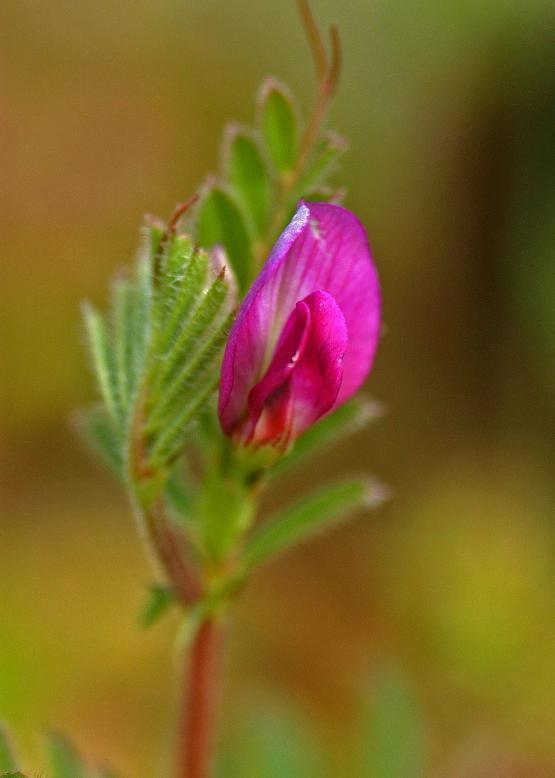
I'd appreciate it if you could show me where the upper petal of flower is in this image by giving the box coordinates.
[219,201,381,437]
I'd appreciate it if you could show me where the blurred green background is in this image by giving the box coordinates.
[1,0,554,775]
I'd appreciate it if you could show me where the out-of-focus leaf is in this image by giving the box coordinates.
[45,732,87,778]
[303,187,345,204]
[244,478,383,569]
[0,726,18,772]
[0,773,27,777]
[196,187,253,292]
[258,79,298,174]
[218,700,327,778]
[292,131,348,199]
[225,125,272,236]
[112,277,136,413]
[270,397,384,479]
[165,464,195,524]
[74,406,123,476]
[140,583,177,628]
[359,666,426,778]
[82,304,121,426]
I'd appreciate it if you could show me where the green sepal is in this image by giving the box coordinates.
[224,124,272,237]
[243,478,381,570]
[196,186,253,292]
[44,732,87,778]
[0,726,18,773]
[271,398,383,479]
[140,583,177,628]
[258,79,298,175]
[74,405,124,477]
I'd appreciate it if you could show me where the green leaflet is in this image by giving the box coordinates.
[159,234,195,302]
[74,406,123,476]
[149,376,219,467]
[148,308,232,433]
[154,247,209,355]
[153,235,198,344]
[81,222,234,479]
[0,726,18,773]
[259,79,298,174]
[83,251,153,434]
[132,255,152,379]
[225,126,272,236]
[196,187,253,293]
[45,732,87,778]
[148,316,232,429]
[243,479,371,569]
[290,131,348,201]
[271,398,382,479]
[82,304,121,427]
[358,667,426,778]
[112,277,137,414]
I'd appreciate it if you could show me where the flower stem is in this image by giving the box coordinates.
[178,617,224,778]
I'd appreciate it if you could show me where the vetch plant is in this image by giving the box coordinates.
[12,2,385,777]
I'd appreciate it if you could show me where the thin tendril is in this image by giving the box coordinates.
[297,0,328,81]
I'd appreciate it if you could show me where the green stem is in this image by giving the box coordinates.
[143,499,202,606]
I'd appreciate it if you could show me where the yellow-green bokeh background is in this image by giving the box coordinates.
[1,0,554,775]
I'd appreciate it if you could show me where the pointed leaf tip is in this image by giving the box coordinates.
[224,124,272,237]
[196,185,253,292]
[243,478,372,569]
[258,79,298,174]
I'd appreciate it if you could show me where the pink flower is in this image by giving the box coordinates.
[218,201,381,449]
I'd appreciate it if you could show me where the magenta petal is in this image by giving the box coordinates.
[219,202,381,439]
[245,291,347,446]
[247,298,311,429]
[286,290,347,438]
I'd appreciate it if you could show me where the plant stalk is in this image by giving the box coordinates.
[178,617,224,778]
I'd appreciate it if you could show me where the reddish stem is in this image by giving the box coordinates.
[178,618,224,778]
